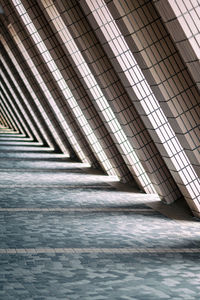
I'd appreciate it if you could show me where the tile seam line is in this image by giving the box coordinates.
[0,185,113,188]
[0,208,154,212]
[0,248,200,254]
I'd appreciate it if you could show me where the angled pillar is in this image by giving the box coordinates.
[0,101,16,130]
[106,0,200,176]
[154,0,200,92]
[1,59,43,142]
[0,13,82,159]
[53,0,183,202]
[0,110,8,128]
[1,40,50,146]
[102,0,200,216]
[9,0,129,178]
[24,0,137,183]
[0,25,72,154]
[0,78,28,136]
[1,2,101,167]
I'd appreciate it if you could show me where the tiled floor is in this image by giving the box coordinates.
[0,128,200,299]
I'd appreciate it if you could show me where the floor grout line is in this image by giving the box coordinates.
[0,248,200,254]
[0,169,85,173]
[0,185,113,189]
[0,207,154,212]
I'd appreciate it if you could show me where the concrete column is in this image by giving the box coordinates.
[54,0,182,203]
[0,101,17,130]
[0,35,61,149]
[1,57,43,143]
[33,0,136,183]
[104,0,200,216]
[154,0,200,92]
[0,74,31,137]
[106,0,200,176]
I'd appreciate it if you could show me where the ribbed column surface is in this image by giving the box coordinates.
[0,127,199,300]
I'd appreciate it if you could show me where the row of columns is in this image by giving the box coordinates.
[0,0,199,217]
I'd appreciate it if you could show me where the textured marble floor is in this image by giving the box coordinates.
[0,128,200,299]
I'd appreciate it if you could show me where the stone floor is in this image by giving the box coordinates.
[0,127,200,299]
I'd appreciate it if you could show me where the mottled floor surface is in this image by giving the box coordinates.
[0,128,200,299]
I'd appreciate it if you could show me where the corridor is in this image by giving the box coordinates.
[0,127,200,299]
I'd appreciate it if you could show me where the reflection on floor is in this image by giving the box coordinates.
[0,127,200,300]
